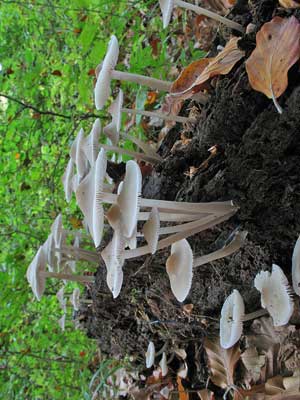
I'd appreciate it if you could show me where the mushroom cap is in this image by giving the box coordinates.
[292,235,300,296]
[42,232,57,272]
[166,239,193,302]
[83,119,101,166]
[117,160,142,238]
[75,149,106,247]
[142,207,160,254]
[254,264,294,326]
[62,158,74,203]
[220,289,245,349]
[159,352,168,377]
[71,288,80,311]
[103,89,123,145]
[56,287,67,312]
[159,0,174,28]
[101,228,125,298]
[94,35,119,110]
[145,341,155,368]
[26,246,47,301]
[58,314,66,331]
[76,128,90,182]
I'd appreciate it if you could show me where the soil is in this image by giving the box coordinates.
[80,1,300,397]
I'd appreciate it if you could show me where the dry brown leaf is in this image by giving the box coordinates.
[279,0,300,8]
[204,337,241,389]
[170,59,211,97]
[241,347,266,384]
[197,388,215,399]
[245,16,300,113]
[171,37,244,100]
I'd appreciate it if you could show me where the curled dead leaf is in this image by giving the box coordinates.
[245,16,300,113]
[204,337,240,389]
[197,388,215,399]
[170,37,244,100]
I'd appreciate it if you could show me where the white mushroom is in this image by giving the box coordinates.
[142,207,160,254]
[145,341,156,368]
[166,239,193,302]
[254,264,294,326]
[159,352,168,377]
[220,289,245,349]
[292,235,300,296]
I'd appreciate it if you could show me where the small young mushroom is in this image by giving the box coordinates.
[95,35,172,109]
[142,207,160,254]
[56,287,67,313]
[166,239,193,302]
[159,352,168,377]
[220,289,245,349]
[159,0,244,32]
[254,264,294,326]
[145,341,156,368]
[70,288,92,311]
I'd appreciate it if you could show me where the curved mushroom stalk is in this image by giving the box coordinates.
[159,0,244,32]
[121,107,192,124]
[54,246,99,264]
[42,271,95,283]
[100,143,162,164]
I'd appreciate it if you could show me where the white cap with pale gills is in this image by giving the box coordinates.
[220,289,245,349]
[142,207,160,255]
[166,239,193,302]
[83,118,101,167]
[117,160,142,239]
[26,246,47,301]
[145,341,155,368]
[103,89,123,146]
[94,35,119,110]
[254,264,294,326]
[62,158,74,203]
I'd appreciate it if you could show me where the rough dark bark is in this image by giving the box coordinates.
[80,0,300,396]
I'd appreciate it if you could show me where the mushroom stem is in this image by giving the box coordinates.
[194,230,247,267]
[124,210,236,259]
[121,107,191,124]
[100,144,162,164]
[54,246,99,263]
[42,271,95,283]
[111,70,172,92]
[138,211,207,222]
[242,309,268,322]
[101,192,237,215]
[174,0,244,33]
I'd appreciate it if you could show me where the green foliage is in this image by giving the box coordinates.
[0,0,205,398]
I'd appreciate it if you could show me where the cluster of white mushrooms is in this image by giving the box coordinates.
[219,236,300,349]
[26,29,245,308]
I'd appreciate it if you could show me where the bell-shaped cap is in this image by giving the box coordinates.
[75,149,106,247]
[254,264,294,326]
[94,35,119,109]
[26,246,47,301]
[142,207,160,254]
[166,239,193,302]
[117,160,142,238]
[220,289,245,349]
[145,341,155,368]
[71,288,80,311]
[292,235,300,296]
[159,0,174,28]
[83,119,101,166]
[62,158,74,203]
[101,228,125,298]
[103,89,123,145]
[159,352,168,377]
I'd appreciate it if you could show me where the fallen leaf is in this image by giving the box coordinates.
[279,0,300,8]
[197,388,215,399]
[171,37,244,99]
[241,347,266,384]
[245,16,300,113]
[177,376,189,400]
[170,59,212,98]
[204,337,240,389]
[145,91,157,105]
